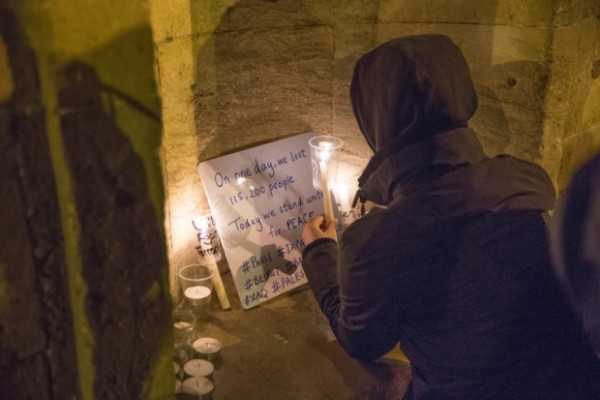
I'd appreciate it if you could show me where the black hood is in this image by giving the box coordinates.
[349,34,555,214]
[351,34,478,196]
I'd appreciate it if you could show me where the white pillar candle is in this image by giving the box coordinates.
[184,285,211,307]
[309,135,343,240]
[320,160,337,240]
[207,261,230,310]
[181,376,214,399]
[192,337,222,361]
[183,359,214,378]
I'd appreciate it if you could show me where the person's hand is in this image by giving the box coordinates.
[302,214,337,246]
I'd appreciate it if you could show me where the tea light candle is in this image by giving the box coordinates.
[184,286,211,307]
[174,320,194,330]
[181,376,214,399]
[183,359,214,379]
[193,337,222,361]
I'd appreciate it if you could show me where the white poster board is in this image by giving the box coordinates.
[198,132,332,309]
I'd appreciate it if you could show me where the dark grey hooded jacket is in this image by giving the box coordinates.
[302,34,600,399]
[551,154,600,360]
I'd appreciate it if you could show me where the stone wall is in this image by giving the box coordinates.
[153,0,600,293]
[0,1,172,399]
[0,9,75,398]
[1,0,599,398]
[548,1,600,189]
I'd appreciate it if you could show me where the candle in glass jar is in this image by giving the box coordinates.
[184,285,211,307]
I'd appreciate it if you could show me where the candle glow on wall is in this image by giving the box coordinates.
[191,211,222,262]
[169,186,203,252]
[191,212,231,310]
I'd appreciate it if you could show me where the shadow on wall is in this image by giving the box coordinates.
[186,1,340,311]
[190,0,343,163]
[189,1,565,168]
[56,28,170,399]
[0,6,78,399]
[178,0,578,370]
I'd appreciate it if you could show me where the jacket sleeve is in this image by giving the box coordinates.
[550,154,600,358]
[302,224,400,362]
[301,238,340,316]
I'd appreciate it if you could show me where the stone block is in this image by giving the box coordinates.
[148,0,192,42]
[225,0,329,30]
[377,0,555,26]
[189,0,239,35]
[155,37,197,131]
[553,0,600,26]
[221,0,558,28]
[42,0,150,57]
[192,25,335,151]
[551,19,600,135]
[558,126,600,189]
[332,24,377,156]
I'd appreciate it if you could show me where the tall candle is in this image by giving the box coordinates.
[320,160,337,240]
[309,136,343,240]
[208,261,230,310]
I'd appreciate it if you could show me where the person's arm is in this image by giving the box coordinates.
[302,214,399,362]
[301,215,340,320]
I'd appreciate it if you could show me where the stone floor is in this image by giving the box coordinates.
[179,269,412,400]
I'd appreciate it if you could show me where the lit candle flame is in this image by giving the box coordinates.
[317,141,333,162]
[192,215,209,232]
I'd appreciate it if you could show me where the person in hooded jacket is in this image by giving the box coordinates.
[550,153,600,360]
[301,34,600,400]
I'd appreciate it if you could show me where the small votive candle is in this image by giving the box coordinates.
[193,337,222,361]
[182,359,214,379]
[181,376,214,399]
[184,286,211,307]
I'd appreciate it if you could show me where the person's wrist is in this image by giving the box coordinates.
[302,237,337,257]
